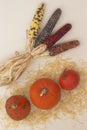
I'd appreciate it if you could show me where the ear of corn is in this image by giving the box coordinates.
[28,3,45,39]
[35,8,62,47]
[44,23,72,48]
[49,40,80,56]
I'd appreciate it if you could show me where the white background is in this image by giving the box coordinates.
[0,0,87,130]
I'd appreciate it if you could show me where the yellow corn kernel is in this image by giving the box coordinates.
[28,3,45,39]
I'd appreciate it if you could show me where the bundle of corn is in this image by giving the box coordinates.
[0,3,80,86]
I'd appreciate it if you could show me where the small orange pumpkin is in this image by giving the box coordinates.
[6,95,31,120]
[30,78,61,110]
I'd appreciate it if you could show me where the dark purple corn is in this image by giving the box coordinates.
[44,23,72,48]
[35,8,62,47]
[49,40,80,56]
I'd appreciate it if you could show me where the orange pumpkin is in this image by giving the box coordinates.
[6,95,31,120]
[59,69,80,90]
[30,78,61,110]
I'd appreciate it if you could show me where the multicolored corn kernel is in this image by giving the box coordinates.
[44,23,72,48]
[28,3,45,38]
[49,40,80,56]
[35,8,62,47]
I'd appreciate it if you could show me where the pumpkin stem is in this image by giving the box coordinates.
[11,103,18,109]
[40,88,48,96]
[62,68,67,77]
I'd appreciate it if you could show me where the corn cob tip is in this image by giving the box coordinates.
[38,3,45,10]
[74,40,80,45]
[55,8,62,15]
[66,23,72,30]
[40,3,45,6]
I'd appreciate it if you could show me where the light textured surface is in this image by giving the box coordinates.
[0,0,87,130]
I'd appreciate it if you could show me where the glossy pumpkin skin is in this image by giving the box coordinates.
[6,95,31,120]
[30,78,61,110]
[59,70,80,90]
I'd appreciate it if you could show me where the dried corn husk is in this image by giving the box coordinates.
[0,40,47,86]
